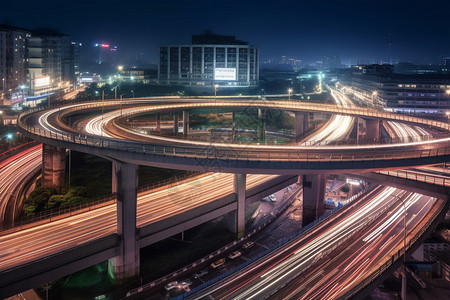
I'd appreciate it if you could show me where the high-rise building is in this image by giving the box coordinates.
[0,24,80,106]
[343,67,450,114]
[0,24,30,102]
[159,33,259,86]
[94,42,118,65]
[70,42,81,85]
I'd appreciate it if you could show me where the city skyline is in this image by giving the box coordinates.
[1,0,449,65]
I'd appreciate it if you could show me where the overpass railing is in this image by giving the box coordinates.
[377,169,450,187]
[173,188,371,300]
[20,98,450,137]
[18,123,450,163]
[342,198,448,299]
[17,100,450,164]
[1,171,201,233]
[0,141,40,163]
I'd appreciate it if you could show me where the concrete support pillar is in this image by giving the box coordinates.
[155,113,161,132]
[365,118,380,141]
[109,161,139,283]
[401,268,407,300]
[294,112,309,137]
[257,108,265,141]
[173,114,179,134]
[183,110,189,137]
[350,117,360,142]
[228,174,246,238]
[232,111,236,141]
[112,161,117,194]
[42,144,66,192]
[302,174,326,226]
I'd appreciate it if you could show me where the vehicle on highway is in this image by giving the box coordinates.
[242,241,255,249]
[165,281,179,291]
[228,251,242,259]
[193,269,208,278]
[211,258,226,269]
[180,279,192,286]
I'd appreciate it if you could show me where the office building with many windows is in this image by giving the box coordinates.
[342,66,450,114]
[159,33,259,86]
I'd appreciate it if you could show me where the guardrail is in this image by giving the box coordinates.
[342,198,448,299]
[1,171,201,233]
[17,115,450,165]
[0,141,40,163]
[126,186,370,298]
[377,170,450,187]
[125,187,303,298]
[177,188,370,300]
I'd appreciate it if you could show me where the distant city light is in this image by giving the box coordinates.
[101,44,110,48]
[6,133,13,140]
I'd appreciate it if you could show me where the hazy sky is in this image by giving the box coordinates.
[1,0,449,65]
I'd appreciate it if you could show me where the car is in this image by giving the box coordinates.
[268,194,276,202]
[211,258,226,269]
[193,269,208,278]
[165,281,179,290]
[242,241,255,249]
[228,251,242,259]
[180,279,192,286]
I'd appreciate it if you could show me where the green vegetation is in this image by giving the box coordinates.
[24,186,89,217]
[23,151,186,217]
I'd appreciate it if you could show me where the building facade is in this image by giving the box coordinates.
[159,34,259,86]
[0,24,80,107]
[0,25,30,103]
[343,66,450,114]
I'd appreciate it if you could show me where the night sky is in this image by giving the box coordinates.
[1,0,449,65]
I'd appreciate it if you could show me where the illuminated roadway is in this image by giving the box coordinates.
[188,187,444,300]
[0,173,278,272]
[3,95,448,297]
[0,144,42,225]
[18,98,450,174]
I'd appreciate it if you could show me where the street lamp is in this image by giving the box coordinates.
[288,88,293,100]
[392,194,407,264]
[131,90,135,98]
[214,84,219,98]
[120,93,124,116]
[1,78,5,101]
[446,112,450,131]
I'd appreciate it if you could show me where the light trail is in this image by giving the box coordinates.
[0,145,42,224]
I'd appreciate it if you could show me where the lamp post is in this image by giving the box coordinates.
[288,88,293,100]
[214,84,219,98]
[120,94,124,116]
[392,194,407,264]
[1,78,4,103]
[101,89,105,137]
[446,111,450,131]
[131,90,135,98]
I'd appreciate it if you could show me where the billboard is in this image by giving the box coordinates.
[214,68,236,81]
[34,76,50,88]
[10,90,24,105]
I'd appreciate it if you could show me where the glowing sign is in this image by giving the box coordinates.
[34,76,50,88]
[214,68,236,81]
[101,44,110,48]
